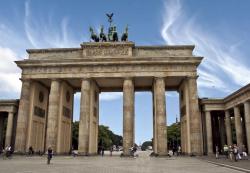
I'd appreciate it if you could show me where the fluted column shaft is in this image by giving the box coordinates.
[5,112,14,147]
[187,77,202,155]
[15,80,31,152]
[154,77,167,155]
[244,101,250,154]
[234,106,243,146]
[78,79,91,155]
[205,111,213,154]
[225,110,232,146]
[46,80,61,151]
[123,78,134,156]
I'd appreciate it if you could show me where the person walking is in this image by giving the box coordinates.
[47,147,53,164]
[242,145,248,159]
[110,146,113,156]
[233,144,238,162]
[223,144,229,158]
[101,146,104,157]
[177,146,181,156]
[229,145,234,161]
[215,146,219,159]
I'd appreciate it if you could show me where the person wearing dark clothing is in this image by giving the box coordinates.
[47,147,53,164]
[28,146,34,156]
[101,146,104,156]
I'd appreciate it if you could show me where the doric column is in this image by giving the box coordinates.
[187,77,202,155]
[154,77,167,155]
[205,111,213,155]
[244,101,250,154]
[46,80,61,151]
[123,78,134,156]
[225,110,232,146]
[234,106,243,146]
[15,80,31,152]
[0,116,4,150]
[5,112,14,147]
[78,79,91,155]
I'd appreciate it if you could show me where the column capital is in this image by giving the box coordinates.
[186,75,199,80]
[154,77,165,81]
[124,77,134,81]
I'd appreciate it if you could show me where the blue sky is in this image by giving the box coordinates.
[0,0,250,144]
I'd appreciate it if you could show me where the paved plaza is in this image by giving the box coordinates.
[0,151,249,173]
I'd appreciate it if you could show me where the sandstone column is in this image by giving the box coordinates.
[78,79,91,155]
[154,77,167,155]
[123,78,134,156]
[5,112,14,147]
[205,111,213,155]
[244,101,250,154]
[225,110,232,146]
[15,80,31,152]
[0,116,4,150]
[234,106,243,146]
[187,77,202,155]
[46,80,61,151]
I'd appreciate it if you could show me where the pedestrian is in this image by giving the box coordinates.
[47,147,53,164]
[110,146,113,156]
[28,146,34,156]
[229,145,234,161]
[242,145,248,159]
[223,144,229,158]
[215,146,219,159]
[233,144,238,162]
[101,146,104,157]
[177,146,181,156]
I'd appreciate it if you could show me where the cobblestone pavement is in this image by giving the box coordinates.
[0,151,247,173]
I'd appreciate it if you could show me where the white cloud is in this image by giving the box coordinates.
[100,92,123,101]
[24,0,84,48]
[0,47,21,97]
[161,0,250,96]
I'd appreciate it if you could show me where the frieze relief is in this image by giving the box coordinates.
[84,46,130,57]
[23,64,195,75]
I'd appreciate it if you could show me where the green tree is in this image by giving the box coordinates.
[167,122,181,149]
[141,141,152,151]
[71,122,122,150]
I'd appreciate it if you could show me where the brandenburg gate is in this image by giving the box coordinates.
[13,42,203,156]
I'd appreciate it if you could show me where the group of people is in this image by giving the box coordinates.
[216,144,248,161]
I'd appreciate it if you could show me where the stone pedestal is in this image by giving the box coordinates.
[123,78,134,156]
[244,101,250,154]
[5,112,14,147]
[234,106,243,146]
[153,77,167,156]
[15,80,31,153]
[225,110,232,146]
[205,111,213,155]
[46,80,61,151]
[78,79,91,155]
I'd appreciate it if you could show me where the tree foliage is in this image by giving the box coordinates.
[98,125,122,149]
[71,122,122,150]
[141,141,152,151]
[167,122,181,149]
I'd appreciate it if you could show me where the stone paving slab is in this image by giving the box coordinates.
[199,155,250,172]
[0,152,245,173]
